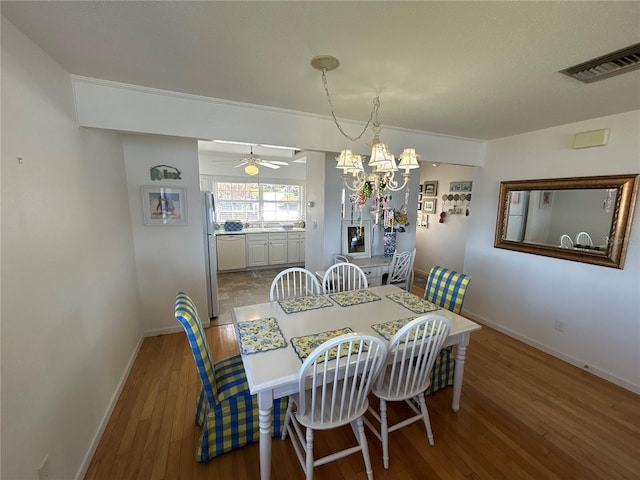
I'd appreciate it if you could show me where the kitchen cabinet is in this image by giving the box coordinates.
[246,232,288,266]
[287,231,305,263]
[246,233,269,267]
[267,233,287,265]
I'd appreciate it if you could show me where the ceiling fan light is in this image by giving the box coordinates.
[244,164,259,176]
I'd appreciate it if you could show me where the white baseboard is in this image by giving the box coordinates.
[414,268,429,278]
[462,309,639,395]
[144,318,211,337]
[75,334,145,480]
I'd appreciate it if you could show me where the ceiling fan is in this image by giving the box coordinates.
[234,146,289,176]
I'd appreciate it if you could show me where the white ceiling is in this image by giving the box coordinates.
[3,1,640,146]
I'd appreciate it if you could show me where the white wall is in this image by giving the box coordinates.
[303,151,331,273]
[415,164,476,277]
[1,18,142,479]
[463,110,640,392]
[72,76,487,168]
[122,135,208,335]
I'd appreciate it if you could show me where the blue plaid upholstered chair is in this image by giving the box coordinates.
[423,266,471,395]
[174,292,287,462]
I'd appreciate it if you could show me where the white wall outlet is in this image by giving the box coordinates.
[37,454,51,480]
[554,320,565,333]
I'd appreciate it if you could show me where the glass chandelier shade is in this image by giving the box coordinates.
[244,163,259,176]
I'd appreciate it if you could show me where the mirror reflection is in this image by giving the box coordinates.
[495,174,639,269]
[504,189,615,252]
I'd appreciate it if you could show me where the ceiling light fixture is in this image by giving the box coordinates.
[244,160,259,176]
[311,55,420,192]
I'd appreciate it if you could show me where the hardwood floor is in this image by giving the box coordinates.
[84,284,640,480]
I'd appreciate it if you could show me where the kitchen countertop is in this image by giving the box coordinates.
[215,227,305,235]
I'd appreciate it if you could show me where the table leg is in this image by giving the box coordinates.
[451,335,469,412]
[258,391,273,480]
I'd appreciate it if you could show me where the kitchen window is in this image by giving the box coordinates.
[215,182,303,223]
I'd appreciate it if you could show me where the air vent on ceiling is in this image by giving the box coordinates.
[560,42,640,83]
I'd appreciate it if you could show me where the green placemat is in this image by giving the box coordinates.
[329,290,381,307]
[386,292,440,314]
[290,327,355,362]
[237,317,287,355]
[278,295,333,314]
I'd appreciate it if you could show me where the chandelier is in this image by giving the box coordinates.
[311,55,420,192]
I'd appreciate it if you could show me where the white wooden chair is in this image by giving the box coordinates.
[385,248,416,291]
[282,333,387,480]
[322,262,368,294]
[559,234,574,249]
[576,231,593,246]
[364,314,450,469]
[334,254,350,264]
[315,254,350,283]
[270,267,321,301]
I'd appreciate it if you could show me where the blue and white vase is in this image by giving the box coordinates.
[383,231,396,257]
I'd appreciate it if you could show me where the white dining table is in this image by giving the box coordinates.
[231,284,481,480]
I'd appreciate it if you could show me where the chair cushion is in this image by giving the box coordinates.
[214,354,251,402]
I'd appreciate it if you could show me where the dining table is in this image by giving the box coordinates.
[231,284,481,480]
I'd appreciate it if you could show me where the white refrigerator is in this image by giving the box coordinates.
[505,191,529,241]
[203,192,220,318]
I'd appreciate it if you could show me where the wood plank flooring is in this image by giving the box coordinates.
[84,284,640,480]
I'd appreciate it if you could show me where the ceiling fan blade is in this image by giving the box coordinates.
[260,162,280,169]
[234,160,249,168]
[266,160,289,166]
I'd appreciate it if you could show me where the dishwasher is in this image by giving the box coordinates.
[216,234,247,271]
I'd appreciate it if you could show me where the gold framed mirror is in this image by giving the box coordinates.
[494,174,639,269]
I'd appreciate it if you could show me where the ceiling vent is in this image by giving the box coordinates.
[560,42,640,83]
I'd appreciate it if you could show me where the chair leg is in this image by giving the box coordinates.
[418,394,435,446]
[305,427,314,480]
[281,397,293,440]
[380,398,390,469]
[355,418,374,480]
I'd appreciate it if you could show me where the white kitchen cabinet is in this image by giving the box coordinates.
[287,232,305,263]
[246,234,269,267]
[267,233,287,265]
[247,232,288,266]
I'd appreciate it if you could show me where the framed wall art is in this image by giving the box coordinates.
[423,181,438,196]
[141,186,187,225]
[450,181,473,192]
[539,190,553,208]
[423,199,437,214]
